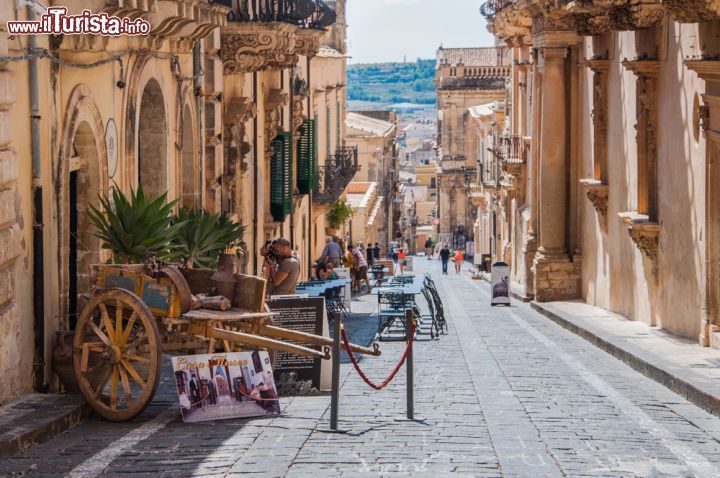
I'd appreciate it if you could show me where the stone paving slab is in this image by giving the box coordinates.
[531,299,720,418]
[4,260,720,476]
[0,393,89,458]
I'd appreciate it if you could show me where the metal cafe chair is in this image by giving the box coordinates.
[377,290,413,339]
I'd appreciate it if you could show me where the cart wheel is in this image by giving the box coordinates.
[73,288,162,422]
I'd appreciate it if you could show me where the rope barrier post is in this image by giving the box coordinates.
[405,308,414,420]
[330,311,341,431]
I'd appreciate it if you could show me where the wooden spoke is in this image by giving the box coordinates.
[83,359,108,376]
[79,342,104,372]
[121,312,138,346]
[121,360,146,388]
[88,321,111,346]
[98,304,116,344]
[93,366,113,398]
[124,353,150,364]
[118,365,133,405]
[115,300,124,344]
[74,288,161,422]
[125,333,148,353]
[110,366,119,411]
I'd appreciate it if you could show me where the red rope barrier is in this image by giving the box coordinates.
[340,322,415,391]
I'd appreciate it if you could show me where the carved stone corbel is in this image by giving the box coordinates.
[610,2,665,31]
[224,97,256,175]
[579,179,609,219]
[221,22,297,75]
[629,221,660,263]
[618,212,660,270]
[662,0,720,23]
[264,89,289,156]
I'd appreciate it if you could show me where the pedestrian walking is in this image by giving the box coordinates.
[373,242,381,260]
[424,238,433,259]
[398,248,407,275]
[454,248,464,274]
[366,243,375,266]
[352,244,372,293]
[439,245,450,275]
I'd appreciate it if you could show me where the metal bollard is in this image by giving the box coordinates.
[330,312,341,430]
[405,308,414,420]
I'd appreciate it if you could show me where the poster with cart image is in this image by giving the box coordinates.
[171,351,281,423]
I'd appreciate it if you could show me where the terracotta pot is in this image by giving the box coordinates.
[52,331,80,393]
[211,253,237,301]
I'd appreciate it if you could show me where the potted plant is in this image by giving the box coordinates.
[326,199,353,234]
[171,208,246,269]
[87,185,184,264]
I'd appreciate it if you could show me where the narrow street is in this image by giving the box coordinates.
[3,259,720,477]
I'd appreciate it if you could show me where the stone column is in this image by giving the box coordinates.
[531,41,581,302]
[537,46,568,257]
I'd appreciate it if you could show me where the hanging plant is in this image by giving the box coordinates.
[326,199,354,229]
[171,208,247,269]
[88,186,184,264]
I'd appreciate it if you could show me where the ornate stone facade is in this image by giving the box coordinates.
[481,0,720,342]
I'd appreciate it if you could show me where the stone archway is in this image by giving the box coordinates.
[58,85,108,329]
[138,79,168,199]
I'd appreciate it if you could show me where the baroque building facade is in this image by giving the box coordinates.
[0,0,353,405]
[435,47,509,248]
[478,0,720,345]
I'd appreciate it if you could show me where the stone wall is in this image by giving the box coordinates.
[0,26,26,404]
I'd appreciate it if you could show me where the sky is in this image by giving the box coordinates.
[346,0,495,64]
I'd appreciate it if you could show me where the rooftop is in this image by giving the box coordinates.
[437,47,501,68]
[346,112,395,137]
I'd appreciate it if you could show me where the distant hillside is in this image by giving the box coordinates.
[347,59,436,106]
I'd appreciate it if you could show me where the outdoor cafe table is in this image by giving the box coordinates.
[295,278,351,297]
[372,275,425,296]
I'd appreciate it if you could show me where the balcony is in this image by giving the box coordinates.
[220,0,336,28]
[500,134,525,177]
[479,0,514,20]
[314,147,359,205]
[220,0,335,74]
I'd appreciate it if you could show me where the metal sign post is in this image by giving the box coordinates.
[405,309,414,420]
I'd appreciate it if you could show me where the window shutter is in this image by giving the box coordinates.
[271,132,292,222]
[297,119,317,194]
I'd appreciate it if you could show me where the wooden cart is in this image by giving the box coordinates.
[73,265,379,422]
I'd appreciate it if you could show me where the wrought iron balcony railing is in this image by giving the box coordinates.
[502,134,525,163]
[314,146,359,204]
[220,0,336,29]
[479,0,514,20]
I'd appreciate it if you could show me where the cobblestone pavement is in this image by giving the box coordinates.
[4,260,720,477]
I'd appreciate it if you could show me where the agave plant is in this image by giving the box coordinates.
[88,186,184,264]
[171,208,246,269]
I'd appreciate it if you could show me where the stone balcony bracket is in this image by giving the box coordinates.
[586,59,610,74]
[662,0,720,23]
[617,211,661,263]
[622,59,661,78]
[685,60,720,84]
[221,22,323,75]
[579,179,609,218]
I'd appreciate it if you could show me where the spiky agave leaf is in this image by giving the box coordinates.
[171,208,247,268]
[88,185,183,264]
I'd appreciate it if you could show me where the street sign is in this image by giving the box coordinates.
[432,218,440,226]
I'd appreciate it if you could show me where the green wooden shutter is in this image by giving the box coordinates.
[327,105,331,162]
[271,132,292,222]
[297,119,317,194]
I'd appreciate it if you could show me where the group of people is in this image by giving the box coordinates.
[318,236,383,293]
[438,244,465,275]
